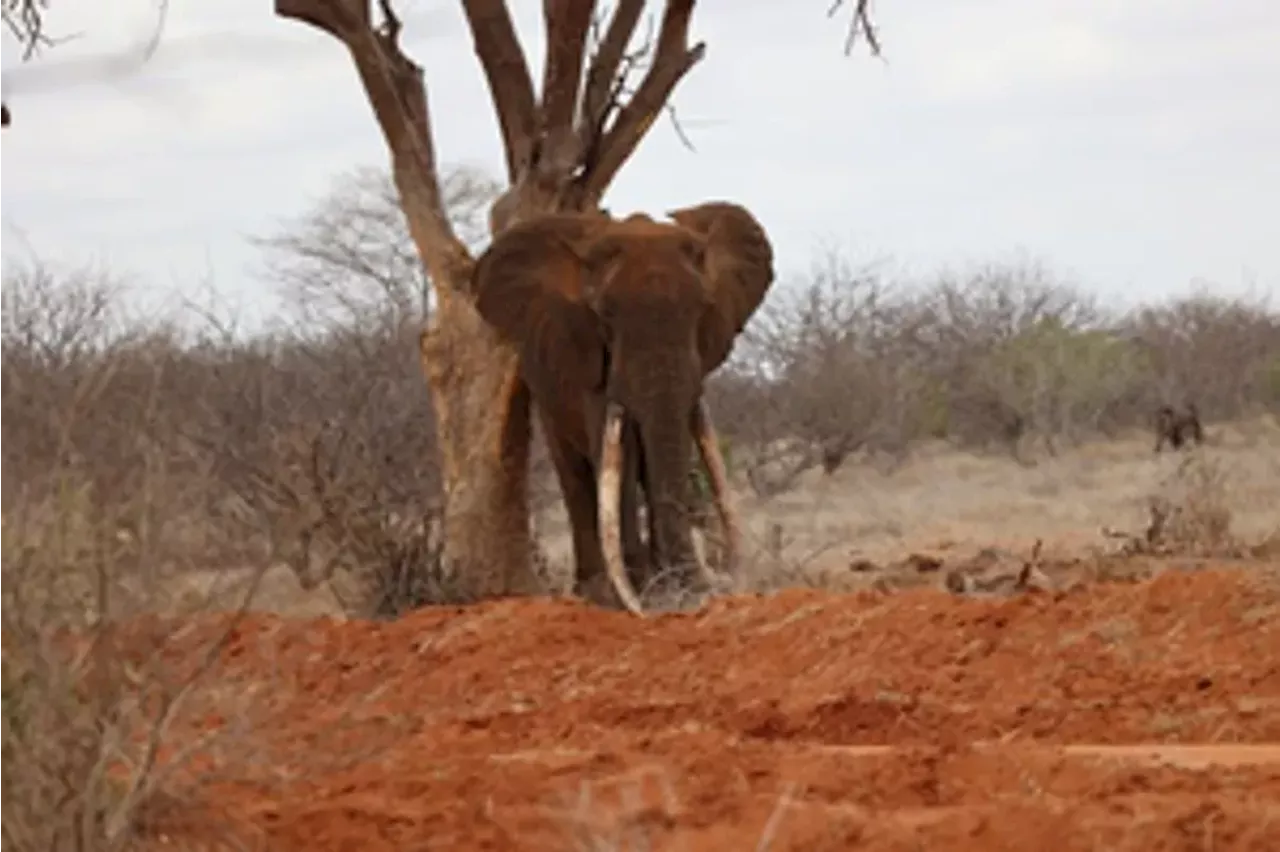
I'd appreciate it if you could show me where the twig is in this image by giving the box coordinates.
[755,781,798,850]
[825,0,883,58]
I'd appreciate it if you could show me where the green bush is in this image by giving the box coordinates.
[975,318,1150,439]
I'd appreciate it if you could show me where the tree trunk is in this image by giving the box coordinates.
[419,288,541,599]
[272,0,728,605]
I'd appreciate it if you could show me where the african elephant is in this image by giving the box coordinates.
[472,202,775,614]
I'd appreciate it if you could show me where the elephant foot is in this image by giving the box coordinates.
[575,573,632,612]
[641,559,708,608]
[624,545,654,597]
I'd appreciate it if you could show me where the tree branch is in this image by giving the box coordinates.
[574,0,705,207]
[1,0,169,131]
[276,0,368,38]
[536,0,594,179]
[275,0,472,290]
[459,0,539,183]
[3,0,54,60]
[576,0,645,177]
[579,0,645,140]
[826,0,882,57]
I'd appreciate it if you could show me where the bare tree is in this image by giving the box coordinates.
[747,251,925,477]
[1126,292,1280,421]
[907,260,1118,456]
[269,0,882,602]
[254,164,501,326]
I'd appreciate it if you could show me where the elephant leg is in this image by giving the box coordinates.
[539,417,618,609]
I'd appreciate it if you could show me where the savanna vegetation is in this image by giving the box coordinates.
[4,1,1278,848]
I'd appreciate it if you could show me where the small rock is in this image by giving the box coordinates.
[905,553,944,574]
[944,570,973,595]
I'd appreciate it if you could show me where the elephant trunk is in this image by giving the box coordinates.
[598,399,739,617]
[635,394,705,592]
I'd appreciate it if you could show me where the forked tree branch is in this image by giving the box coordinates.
[275,0,472,287]
[459,0,538,183]
[536,0,594,179]
[579,0,645,140]
[573,0,704,207]
[3,0,54,60]
[826,0,882,57]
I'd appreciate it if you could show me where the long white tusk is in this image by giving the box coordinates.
[598,402,645,616]
[692,398,741,583]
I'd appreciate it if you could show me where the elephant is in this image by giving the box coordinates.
[471,201,775,614]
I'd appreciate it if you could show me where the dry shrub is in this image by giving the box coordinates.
[187,318,455,617]
[1,483,262,851]
[2,254,462,618]
[0,255,455,848]
[1,272,262,848]
[718,251,1280,495]
[1144,454,1238,557]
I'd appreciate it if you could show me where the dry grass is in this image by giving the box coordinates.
[510,415,1280,604]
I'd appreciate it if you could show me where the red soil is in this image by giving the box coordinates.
[151,564,1280,850]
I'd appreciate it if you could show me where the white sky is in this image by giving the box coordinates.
[2,0,1278,329]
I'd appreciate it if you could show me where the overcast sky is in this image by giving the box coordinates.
[2,0,1277,329]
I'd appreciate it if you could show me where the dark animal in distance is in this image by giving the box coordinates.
[1154,403,1205,453]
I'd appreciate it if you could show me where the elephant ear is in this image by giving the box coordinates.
[472,214,610,393]
[668,201,776,374]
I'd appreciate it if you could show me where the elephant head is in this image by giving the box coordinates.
[472,202,775,613]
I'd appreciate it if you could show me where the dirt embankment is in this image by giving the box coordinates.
[145,564,1279,850]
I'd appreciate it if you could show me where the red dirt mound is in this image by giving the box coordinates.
[152,564,1279,850]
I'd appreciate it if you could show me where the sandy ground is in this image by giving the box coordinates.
[141,420,1279,849]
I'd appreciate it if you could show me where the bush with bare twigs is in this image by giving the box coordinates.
[1102,454,1242,559]
[186,314,455,616]
[717,250,1280,495]
[2,250,458,617]
[0,246,476,845]
[0,279,266,849]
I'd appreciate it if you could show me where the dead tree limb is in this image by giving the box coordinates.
[0,0,170,130]
[579,0,646,153]
[458,0,538,183]
[826,0,882,57]
[572,0,705,207]
[537,0,594,177]
[3,0,54,60]
[276,0,473,293]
